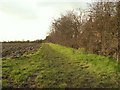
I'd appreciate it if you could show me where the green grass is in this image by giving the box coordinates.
[2,43,120,88]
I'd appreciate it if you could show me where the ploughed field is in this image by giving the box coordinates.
[2,42,41,58]
[2,43,120,88]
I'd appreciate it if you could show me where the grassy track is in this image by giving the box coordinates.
[2,43,120,88]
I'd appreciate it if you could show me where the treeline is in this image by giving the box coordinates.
[2,39,43,43]
[45,1,120,60]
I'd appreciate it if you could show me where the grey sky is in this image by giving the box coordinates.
[0,0,92,41]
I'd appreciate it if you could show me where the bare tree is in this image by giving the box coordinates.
[47,10,83,48]
[46,1,119,60]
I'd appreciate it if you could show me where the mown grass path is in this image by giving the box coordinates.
[2,43,120,88]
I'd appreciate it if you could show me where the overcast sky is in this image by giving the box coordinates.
[0,0,93,41]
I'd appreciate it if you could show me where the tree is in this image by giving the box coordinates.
[47,10,83,48]
[87,1,118,58]
[46,1,119,60]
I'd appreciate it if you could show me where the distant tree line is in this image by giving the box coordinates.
[2,39,43,43]
[45,1,120,60]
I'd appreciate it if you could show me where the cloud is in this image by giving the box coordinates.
[0,0,37,19]
[0,0,90,41]
[37,0,92,2]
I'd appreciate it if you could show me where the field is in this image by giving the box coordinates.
[2,42,41,58]
[2,43,120,88]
